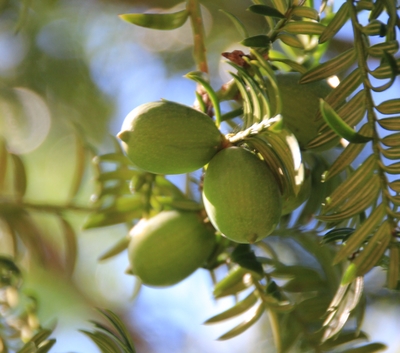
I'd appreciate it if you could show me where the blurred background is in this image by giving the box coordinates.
[0,0,399,352]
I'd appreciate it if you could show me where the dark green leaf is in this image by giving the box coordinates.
[320,331,369,350]
[119,9,189,30]
[80,330,122,353]
[322,228,355,244]
[240,34,271,48]
[248,5,285,18]
[341,343,387,353]
[280,21,326,35]
[97,308,136,352]
[319,2,349,43]
[320,100,372,143]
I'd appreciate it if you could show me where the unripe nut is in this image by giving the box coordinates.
[202,147,282,244]
[118,101,225,175]
[128,210,216,287]
[270,72,338,151]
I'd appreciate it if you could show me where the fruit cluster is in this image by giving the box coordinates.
[117,73,333,286]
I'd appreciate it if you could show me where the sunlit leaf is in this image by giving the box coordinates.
[382,161,400,174]
[379,146,400,160]
[378,117,400,131]
[376,99,400,115]
[333,204,385,264]
[247,5,285,18]
[280,21,326,35]
[353,221,391,277]
[324,142,366,181]
[204,291,259,324]
[381,132,400,147]
[321,155,375,214]
[368,40,399,58]
[269,58,307,73]
[277,33,304,49]
[370,58,400,79]
[270,0,287,15]
[319,2,349,43]
[322,69,363,112]
[320,100,372,143]
[299,48,356,83]
[389,180,400,193]
[213,266,261,298]
[217,303,266,340]
[322,277,364,341]
[119,9,189,30]
[291,6,319,20]
[320,174,380,222]
[362,19,387,37]
[36,340,56,353]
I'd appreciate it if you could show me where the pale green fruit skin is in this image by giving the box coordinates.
[202,147,282,244]
[271,72,339,151]
[128,210,216,287]
[118,101,225,175]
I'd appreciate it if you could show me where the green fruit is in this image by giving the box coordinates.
[128,210,216,287]
[202,147,282,244]
[270,72,339,151]
[117,101,225,174]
